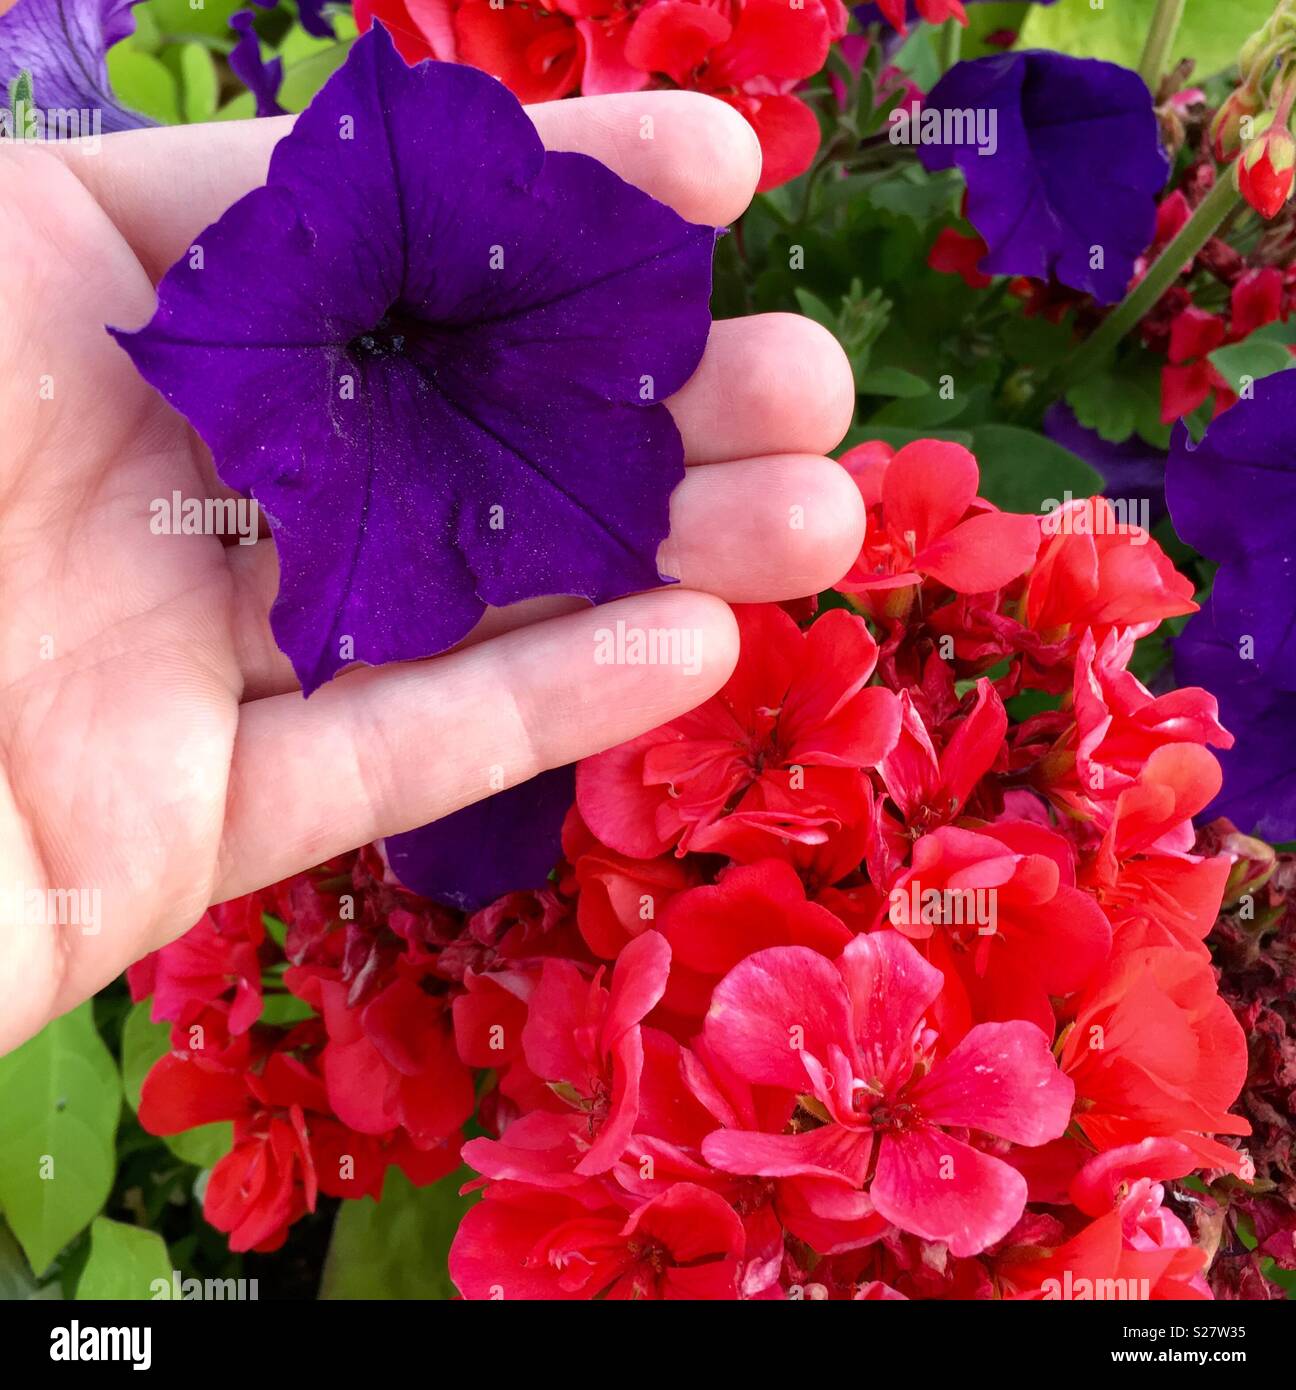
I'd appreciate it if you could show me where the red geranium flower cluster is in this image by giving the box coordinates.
[127,852,472,1251]
[129,439,1256,1297]
[352,0,848,189]
[1133,170,1296,423]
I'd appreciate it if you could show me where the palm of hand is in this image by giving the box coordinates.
[0,93,860,1054]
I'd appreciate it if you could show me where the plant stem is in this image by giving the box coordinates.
[938,19,963,73]
[1046,167,1242,399]
[1138,0,1187,91]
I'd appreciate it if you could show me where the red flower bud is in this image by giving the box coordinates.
[1239,124,1296,219]
[1209,86,1263,162]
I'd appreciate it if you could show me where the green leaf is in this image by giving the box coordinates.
[119,1002,232,1170]
[280,12,359,61]
[963,4,1032,59]
[891,23,941,90]
[76,1217,171,1300]
[999,312,1074,372]
[1018,0,1273,80]
[133,0,246,42]
[867,167,962,228]
[856,366,931,398]
[0,1219,40,1299]
[215,90,256,121]
[840,425,974,452]
[793,287,837,334]
[278,39,355,113]
[870,387,968,429]
[320,1167,475,1300]
[106,48,180,124]
[119,1001,166,1113]
[1065,351,1169,448]
[1208,339,1295,395]
[179,42,218,124]
[260,993,315,1026]
[0,1004,120,1276]
[968,423,1102,515]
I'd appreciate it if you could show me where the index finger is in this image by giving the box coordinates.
[50,89,763,283]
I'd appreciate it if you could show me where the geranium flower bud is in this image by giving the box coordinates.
[1218,828,1278,906]
[1209,85,1263,162]
[1238,121,1296,219]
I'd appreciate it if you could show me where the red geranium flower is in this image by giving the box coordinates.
[450,1180,745,1298]
[1061,943,1251,1173]
[699,931,1075,1256]
[624,0,847,190]
[837,439,1040,618]
[577,604,901,863]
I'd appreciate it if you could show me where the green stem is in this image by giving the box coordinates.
[1137,0,1187,91]
[1046,167,1242,400]
[938,19,963,73]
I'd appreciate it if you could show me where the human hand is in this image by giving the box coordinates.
[0,90,861,1054]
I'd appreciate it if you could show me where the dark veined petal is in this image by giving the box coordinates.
[110,25,716,692]
[0,0,152,132]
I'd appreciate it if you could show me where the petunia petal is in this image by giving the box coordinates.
[0,0,152,132]
[385,765,574,912]
[111,27,715,693]
[917,51,1167,303]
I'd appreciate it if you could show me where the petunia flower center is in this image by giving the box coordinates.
[347,303,426,360]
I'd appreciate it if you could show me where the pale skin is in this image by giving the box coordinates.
[0,91,862,1055]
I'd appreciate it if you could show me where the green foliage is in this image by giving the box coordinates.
[968,424,1101,514]
[320,1168,475,1300]
[135,0,248,43]
[179,42,219,124]
[278,32,355,113]
[76,1217,171,1300]
[1209,339,1296,395]
[867,166,962,228]
[1066,351,1171,447]
[1019,0,1274,79]
[107,47,182,124]
[0,1004,121,1276]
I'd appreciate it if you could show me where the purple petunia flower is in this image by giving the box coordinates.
[0,0,152,132]
[1043,402,1167,527]
[228,11,286,118]
[111,25,716,694]
[385,765,575,911]
[1168,370,1296,840]
[916,51,1167,303]
[1175,604,1296,843]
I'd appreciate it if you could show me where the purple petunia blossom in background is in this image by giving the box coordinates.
[0,0,151,131]
[1175,604,1296,844]
[1043,402,1167,527]
[229,10,286,118]
[385,765,575,910]
[111,24,716,694]
[1168,370,1296,841]
[916,51,1168,303]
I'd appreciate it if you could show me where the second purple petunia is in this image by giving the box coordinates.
[112,24,717,693]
